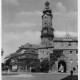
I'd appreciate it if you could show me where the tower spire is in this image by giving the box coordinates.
[45,1,50,9]
[41,1,54,46]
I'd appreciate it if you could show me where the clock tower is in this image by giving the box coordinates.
[41,1,54,46]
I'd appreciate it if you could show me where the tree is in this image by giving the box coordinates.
[49,51,63,70]
[4,58,12,70]
[28,59,40,72]
[40,58,49,72]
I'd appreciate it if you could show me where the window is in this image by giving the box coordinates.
[70,51,72,55]
[61,42,63,46]
[70,58,73,61]
[70,58,73,64]
[46,52,48,55]
[41,58,43,60]
[43,30,47,33]
[76,51,78,55]
[68,42,71,46]
[45,23,47,24]
[68,43,71,46]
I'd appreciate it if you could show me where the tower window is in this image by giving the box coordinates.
[70,58,73,64]
[45,23,47,24]
[44,16,47,18]
[76,51,78,55]
[76,59,78,62]
[70,51,72,55]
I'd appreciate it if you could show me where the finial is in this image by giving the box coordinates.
[45,1,50,8]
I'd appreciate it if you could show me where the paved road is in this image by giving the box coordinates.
[2,73,70,80]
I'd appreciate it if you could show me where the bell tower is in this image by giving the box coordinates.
[41,1,54,46]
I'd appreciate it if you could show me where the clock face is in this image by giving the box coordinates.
[43,30,47,33]
[44,17,47,21]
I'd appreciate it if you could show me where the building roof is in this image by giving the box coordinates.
[19,43,54,49]
[54,34,78,42]
[19,43,39,49]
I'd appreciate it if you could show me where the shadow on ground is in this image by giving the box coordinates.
[61,75,78,80]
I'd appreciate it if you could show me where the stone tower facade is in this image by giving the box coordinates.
[41,1,54,46]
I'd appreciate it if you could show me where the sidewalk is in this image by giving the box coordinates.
[8,74,33,77]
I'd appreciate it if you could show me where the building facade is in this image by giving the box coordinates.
[6,1,78,73]
[38,1,78,73]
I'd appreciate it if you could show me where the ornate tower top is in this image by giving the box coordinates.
[41,1,54,46]
[45,1,50,9]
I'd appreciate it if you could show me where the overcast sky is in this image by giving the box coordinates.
[2,0,77,61]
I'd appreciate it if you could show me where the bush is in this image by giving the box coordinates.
[28,59,40,72]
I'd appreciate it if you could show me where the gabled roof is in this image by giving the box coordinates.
[54,34,78,42]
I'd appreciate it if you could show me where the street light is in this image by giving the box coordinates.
[1,48,4,56]
[30,67,32,75]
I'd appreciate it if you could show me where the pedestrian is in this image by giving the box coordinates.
[70,70,73,77]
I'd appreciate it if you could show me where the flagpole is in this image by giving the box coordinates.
[66,19,67,35]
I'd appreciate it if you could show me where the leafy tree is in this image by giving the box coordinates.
[40,58,49,72]
[27,59,40,72]
[49,51,63,70]
[4,58,12,70]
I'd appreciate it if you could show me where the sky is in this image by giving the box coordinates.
[2,0,78,61]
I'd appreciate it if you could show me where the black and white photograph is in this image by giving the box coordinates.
[1,0,78,80]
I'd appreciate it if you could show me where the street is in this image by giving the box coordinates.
[2,73,74,80]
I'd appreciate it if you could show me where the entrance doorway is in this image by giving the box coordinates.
[58,60,66,73]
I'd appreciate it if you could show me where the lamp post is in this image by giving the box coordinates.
[1,48,4,56]
[30,67,32,75]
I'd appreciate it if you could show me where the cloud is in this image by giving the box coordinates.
[53,11,77,32]
[13,11,42,25]
[54,31,78,37]
[56,2,67,13]
[4,0,19,5]
[54,31,66,37]
[2,31,41,59]
[3,22,38,28]
[68,32,78,37]
[19,11,42,16]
